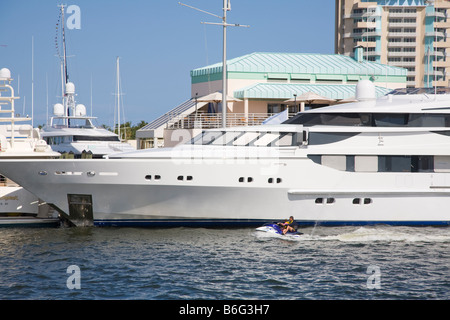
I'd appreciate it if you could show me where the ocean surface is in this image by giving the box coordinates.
[0,225,449,300]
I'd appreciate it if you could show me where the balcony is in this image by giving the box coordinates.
[425,11,446,19]
[387,41,416,47]
[425,31,446,39]
[388,22,417,28]
[389,12,418,18]
[387,51,416,57]
[388,61,417,67]
[388,31,417,37]
[344,31,381,38]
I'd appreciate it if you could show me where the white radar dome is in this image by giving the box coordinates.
[355,80,376,101]
[65,82,75,94]
[75,104,86,116]
[0,68,11,80]
[53,103,64,116]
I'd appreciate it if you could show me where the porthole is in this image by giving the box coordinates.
[316,197,335,204]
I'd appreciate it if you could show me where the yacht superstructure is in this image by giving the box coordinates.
[40,82,135,158]
[0,81,449,227]
[0,68,60,227]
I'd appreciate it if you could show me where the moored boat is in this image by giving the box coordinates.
[0,81,449,227]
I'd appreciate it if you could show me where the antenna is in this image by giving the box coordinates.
[180,1,249,128]
[31,36,34,127]
[57,4,69,85]
[116,56,121,141]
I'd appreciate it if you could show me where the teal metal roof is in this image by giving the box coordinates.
[191,52,407,77]
[234,83,391,100]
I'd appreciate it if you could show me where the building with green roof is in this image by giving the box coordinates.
[137,51,406,148]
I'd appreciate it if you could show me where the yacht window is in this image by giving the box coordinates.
[285,112,450,128]
[73,136,120,142]
[378,156,411,172]
[308,132,358,145]
[412,156,434,172]
[373,114,408,127]
[285,113,370,126]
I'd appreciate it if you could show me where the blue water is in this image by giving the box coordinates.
[0,225,449,300]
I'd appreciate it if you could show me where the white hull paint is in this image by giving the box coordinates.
[0,152,449,227]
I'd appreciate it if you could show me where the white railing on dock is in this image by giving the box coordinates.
[167,113,295,129]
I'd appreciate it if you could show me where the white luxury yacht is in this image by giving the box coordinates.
[40,81,135,158]
[0,68,61,227]
[0,80,449,227]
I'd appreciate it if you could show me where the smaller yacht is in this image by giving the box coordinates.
[0,68,61,227]
[40,81,135,158]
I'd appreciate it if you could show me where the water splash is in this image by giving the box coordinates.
[255,226,450,243]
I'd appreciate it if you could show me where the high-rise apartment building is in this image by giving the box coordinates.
[335,0,450,88]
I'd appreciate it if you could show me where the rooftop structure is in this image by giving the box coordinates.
[137,52,406,148]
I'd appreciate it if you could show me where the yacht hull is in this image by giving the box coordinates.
[0,157,448,227]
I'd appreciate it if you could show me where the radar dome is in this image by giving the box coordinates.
[0,68,11,80]
[355,80,376,101]
[65,82,75,94]
[53,103,64,116]
[75,104,86,116]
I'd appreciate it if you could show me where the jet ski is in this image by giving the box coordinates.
[255,223,303,239]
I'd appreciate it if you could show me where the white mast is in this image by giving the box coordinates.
[116,56,121,141]
[31,36,34,127]
[179,1,248,128]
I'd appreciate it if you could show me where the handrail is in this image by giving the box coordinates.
[167,113,296,129]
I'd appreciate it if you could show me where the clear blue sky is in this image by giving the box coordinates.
[0,0,335,128]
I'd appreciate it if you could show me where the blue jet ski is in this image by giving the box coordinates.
[255,223,303,238]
